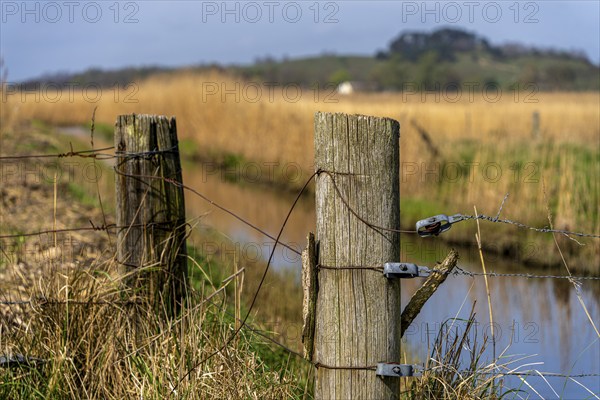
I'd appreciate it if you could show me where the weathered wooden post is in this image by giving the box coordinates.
[312,112,401,398]
[115,114,188,316]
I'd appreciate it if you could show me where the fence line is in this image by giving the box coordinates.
[0,145,182,162]
[0,150,303,255]
[0,146,115,161]
[0,299,142,306]
[2,133,599,394]
[205,304,600,387]
[2,159,599,289]
[195,290,600,386]
[2,152,599,293]
[2,221,599,281]
[3,147,599,241]
[459,213,600,239]
[114,170,303,256]
[450,266,600,280]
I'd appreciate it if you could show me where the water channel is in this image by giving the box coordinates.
[183,163,600,399]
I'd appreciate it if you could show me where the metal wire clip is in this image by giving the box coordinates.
[376,363,417,378]
[416,214,464,237]
[383,263,431,279]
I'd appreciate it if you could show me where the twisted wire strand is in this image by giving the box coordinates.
[460,214,600,239]
[0,146,115,161]
[449,266,600,281]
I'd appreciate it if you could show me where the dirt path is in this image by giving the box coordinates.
[0,124,114,325]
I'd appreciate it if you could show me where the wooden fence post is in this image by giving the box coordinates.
[115,114,188,316]
[313,112,401,399]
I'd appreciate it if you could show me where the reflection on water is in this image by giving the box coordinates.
[182,163,315,269]
[182,164,599,399]
[401,242,600,399]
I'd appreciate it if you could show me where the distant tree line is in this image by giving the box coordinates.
[369,28,598,91]
[17,27,599,92]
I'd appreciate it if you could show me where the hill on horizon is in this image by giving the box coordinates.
[17,27,600,92]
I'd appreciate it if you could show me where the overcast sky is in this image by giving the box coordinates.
[1,1,599,82]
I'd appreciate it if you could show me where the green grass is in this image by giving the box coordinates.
[88,121,114,142]
[178,138,198,159]
[0,229,25,268]
[66,182,100,208]
[401,197,444,228]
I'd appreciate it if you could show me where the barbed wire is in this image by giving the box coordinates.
[414,193,600,239]
[114,146,179,161]
[450,266,600,281]
[2,170,597,289]
[0,146,115,161]
[477,192,599,238]
[4,146,210,163]
[0,298,142,306]
[317,169,418,235]
[318,170,600,240]
[411,364,600,379]
[460,213,600,239]
[310,362,600,379]
[0,145,179,163]
[3,158,598,279]
[0,220,184,240]
[308,361,600,380]
[0,223,117,240]
[4,149,597,243]
[291,357,600,381]
[315,263,600,282]
[450,370,600,379]
[0,218,301,258]
[169,281,600,381]
[114,170,302,256]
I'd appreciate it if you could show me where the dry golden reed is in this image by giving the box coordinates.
[5,70,599,166]
[2,70,598,270]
